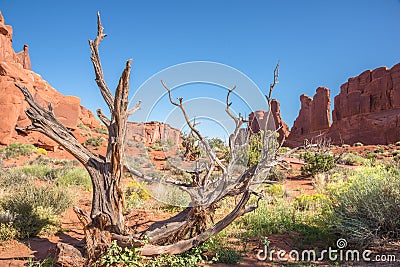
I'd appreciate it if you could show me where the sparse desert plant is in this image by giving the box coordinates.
[77,122,91,132]
[0,143,37,159]
[392,150,400,157]
[84,136,105,147]
[238,197,333,245]
[265,166,286,181]
[0,222,18,241]
[374,147,384,153]
[336,153,368,166]
[56,167,92,190]
[124,180,151,209]
[294,193,332,212]
[353,142,364,147]
[396,141,400,146]
[150,140,164,151]
[36,148,47,156]
[328,165,400,247]
[300,151,336,176]
[94,126,108,135]
[0,184,72,238]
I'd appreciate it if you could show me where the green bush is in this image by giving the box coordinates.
[0,222,18,241]
[238,197,333,244]
[265,166,286,181]
[56,167,92,190]
[84,136,105,147]
[0,143,37,159]
[0,185,72,238]
[353,142,364,147]
[300,152,335,176]
[336,153,368,166]
[36,148,47,156]
[94,126,108,135]
[373,147,384,153]
[150,140,163,151]
[392,150,400,157]
[124,180,151,209]
[0,168,33,188]
[77,123,91,132]
[328,165,400,247]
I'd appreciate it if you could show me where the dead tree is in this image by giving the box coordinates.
[15,13,296,262]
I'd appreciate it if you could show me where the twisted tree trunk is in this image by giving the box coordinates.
[15,12,291,264]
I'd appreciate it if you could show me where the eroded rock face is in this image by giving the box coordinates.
[286,87,331,146]
[0,13,100,148]
[329,63,400,144]
[126,121,181,145]
[248,100,290,144]
[285,63,400,147]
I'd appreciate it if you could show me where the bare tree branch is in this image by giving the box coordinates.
[161,80,227,175]
[89,12,114,112]
[266,61,280,105]
[14,83,99,165]
[96,108,110,127]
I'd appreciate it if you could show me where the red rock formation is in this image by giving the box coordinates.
[286,87,331,146]
[248,100,290,143]
[329,63,400,145]
[0,13,100,149]
[126,121,181,145]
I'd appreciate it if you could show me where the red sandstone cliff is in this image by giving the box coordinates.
[286,87,331,146]
[126,121,181,145]
[248,100,290,144]
[329,63,400,145]
[285,63,400,147]
[0,12,100,149]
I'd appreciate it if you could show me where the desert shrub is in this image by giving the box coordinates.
[84,136,105,147]
[153,184,190,210]
[0,185,72,238]
[353,142,363,147]
[36,148,47,156]
[336,153,368,166]
[238,193,334,246]
[77,123,91,132]
[265,166,286,181]
[264,184,285,198]
[0,143,37,159]
[392,150,400,157]
[300,152,335,176]
[373,147,384,153]
[94,126,108,135]
[396,141,400,146]
[0,222,18,241]
[27,157,79,167]
[164,138,176,147]
[150,140,163,151]
[56,167,92,190]
[125,156,146,172]
[124,180,151,209]
[96,240,145,267]
[0,168,33,188]
[294,193,332,212]
[328,165,400,247]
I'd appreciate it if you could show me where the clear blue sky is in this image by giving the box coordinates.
[2,0,400,135]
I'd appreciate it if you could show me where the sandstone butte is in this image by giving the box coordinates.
[281,63,400,147]
[0,12,180,150]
